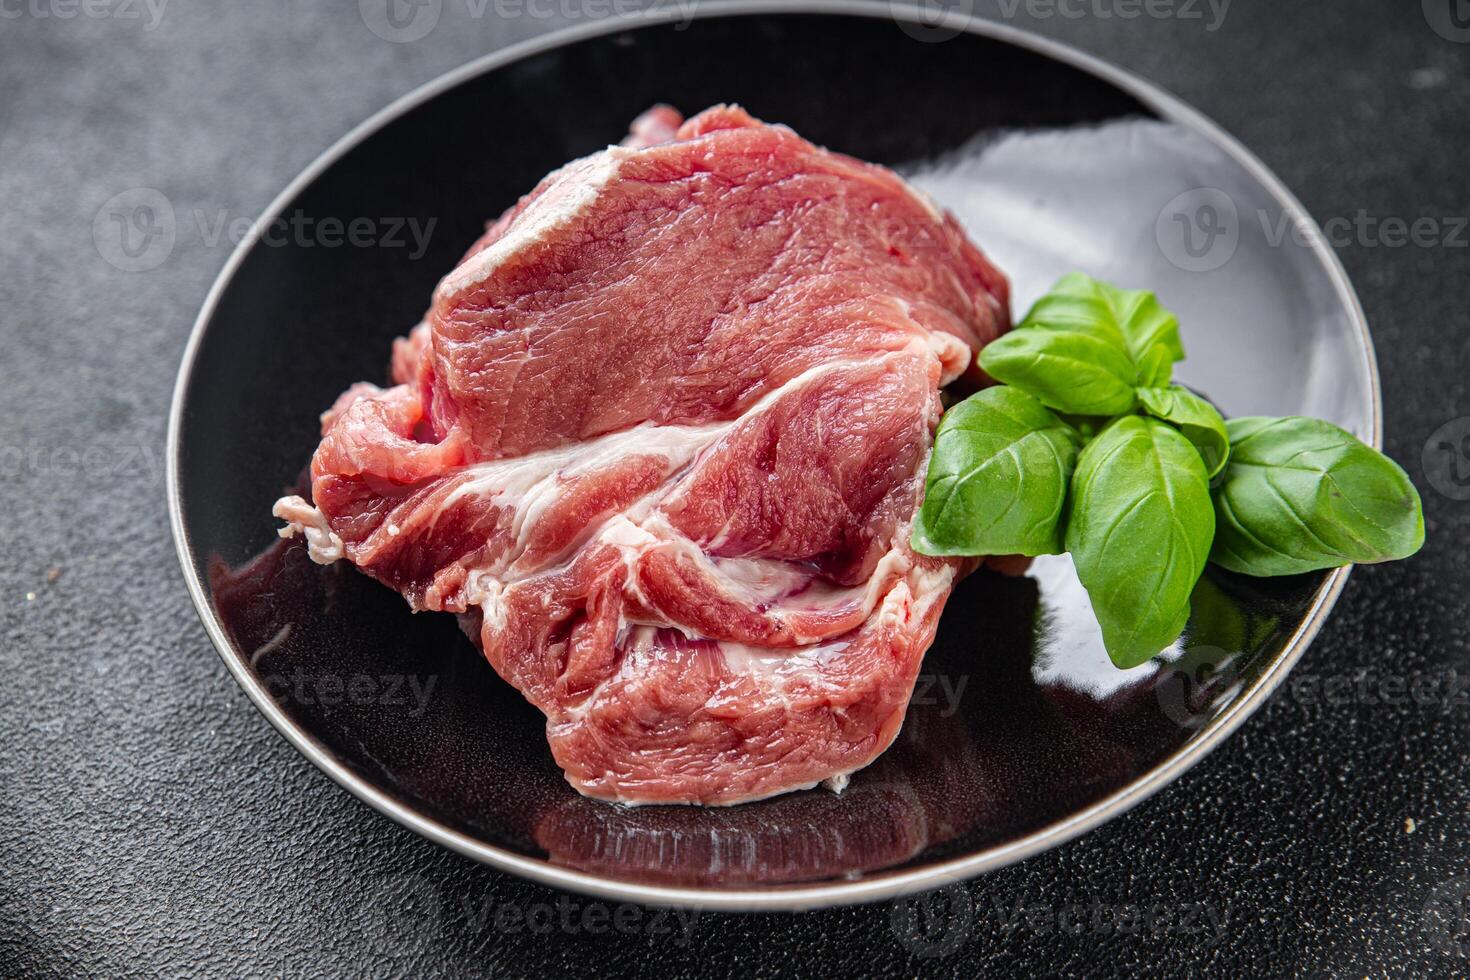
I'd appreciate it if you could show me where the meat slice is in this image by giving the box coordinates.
[275,105,1010,805]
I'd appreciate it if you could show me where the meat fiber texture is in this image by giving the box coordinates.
[274,105,1010,806]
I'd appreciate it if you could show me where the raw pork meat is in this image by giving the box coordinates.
[275,105,1010,805]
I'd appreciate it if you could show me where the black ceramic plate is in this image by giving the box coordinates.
[169,4,1378,909]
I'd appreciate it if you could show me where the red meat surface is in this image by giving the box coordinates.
[275,105,1010,805]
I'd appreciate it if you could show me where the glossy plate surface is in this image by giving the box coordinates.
[169,4,1377,910]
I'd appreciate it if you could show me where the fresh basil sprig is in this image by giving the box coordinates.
[912,272,1426,669]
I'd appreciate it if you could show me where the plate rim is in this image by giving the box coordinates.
[167,0,1379,912]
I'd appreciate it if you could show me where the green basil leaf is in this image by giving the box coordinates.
[1066,416,1215,668]
[978,326,1138,416]
[912,386,1080,557]
[1136,342,1174,389]
[1022,272,1185,364]
[1209,416,1425,575]
[1137,385,1230,478]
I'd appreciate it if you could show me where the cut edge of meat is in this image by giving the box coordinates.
[436,148,629,303]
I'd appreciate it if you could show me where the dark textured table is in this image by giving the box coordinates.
[3,1,1467,975]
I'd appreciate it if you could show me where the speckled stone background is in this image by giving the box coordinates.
[2,0,1467,976]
